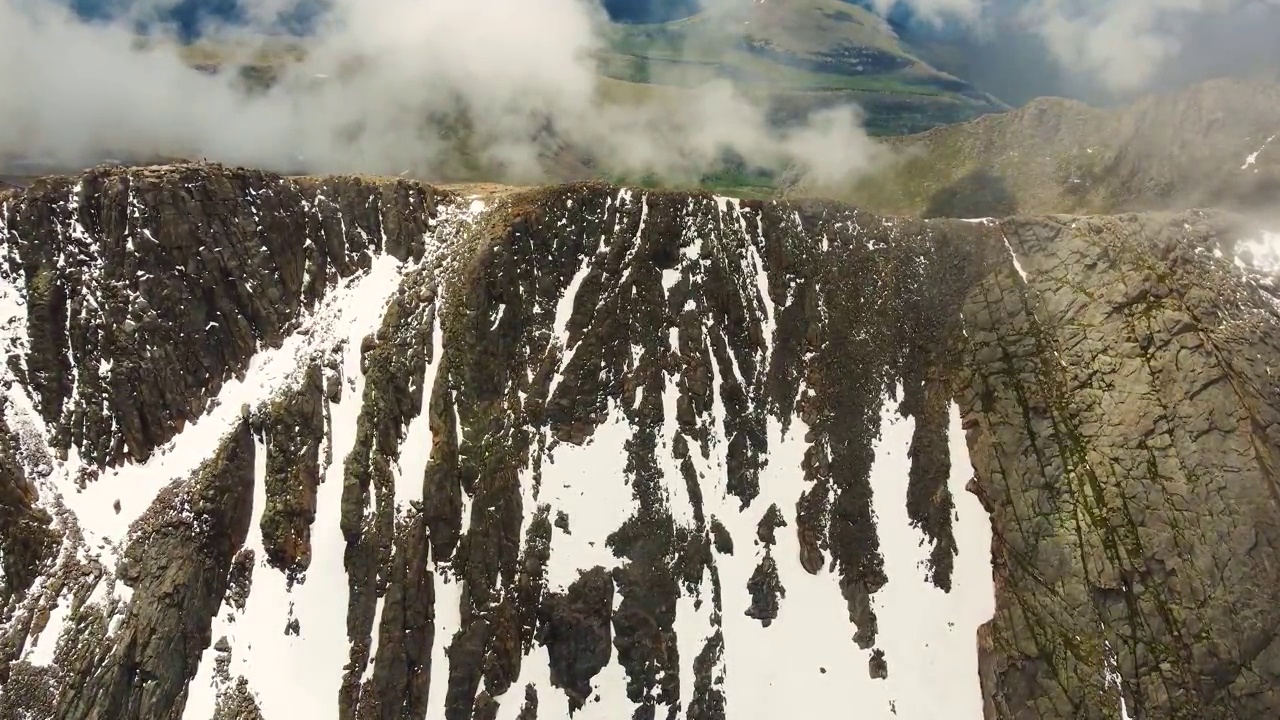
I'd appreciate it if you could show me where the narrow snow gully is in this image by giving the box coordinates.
[458,190,998,720]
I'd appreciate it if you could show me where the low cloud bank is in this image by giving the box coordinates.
[0,0,885,183]
[878,0,1280,103]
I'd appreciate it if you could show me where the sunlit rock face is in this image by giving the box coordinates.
[0,164,1278,720]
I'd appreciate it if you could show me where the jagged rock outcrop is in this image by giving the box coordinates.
[0,165,447,468]
[256,363,326,578]
[0,163,1277,720]
[0,399,58,606]
[58,419,256,720]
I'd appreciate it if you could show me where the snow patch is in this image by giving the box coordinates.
[546,223,605,403]
[23,585,71,666]
[1002,233,1030,282]
[424,570,465,720]
[47,256,403,596]
[1103,632,1134,720]
[184,257,405,720]
[3,248,394,671]
[540,415,637,592]
[1242,134,1276,170]
[1233,230,1280,275]
[710,403,867,719]
[693,392,993,719]
[494,646,555,720]
[866,401,995,718]
[673,564,715,718]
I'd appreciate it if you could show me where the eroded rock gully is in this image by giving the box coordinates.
[0,163,1275,720]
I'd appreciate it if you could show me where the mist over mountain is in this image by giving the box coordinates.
[63,0,326,39]
[2,0,894,188]
[48,0,1280,107]
[55,0,712,36]
[889,0,1280,106]
[597,0,1280,106]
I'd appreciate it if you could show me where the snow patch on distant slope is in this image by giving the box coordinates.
[1242,134,1276,170]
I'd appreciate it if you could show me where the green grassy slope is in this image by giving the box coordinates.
[598,0,1006,135]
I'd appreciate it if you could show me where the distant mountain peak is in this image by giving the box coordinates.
[783,77,1280,218]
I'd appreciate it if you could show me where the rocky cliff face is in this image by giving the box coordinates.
[0,164,1278,720]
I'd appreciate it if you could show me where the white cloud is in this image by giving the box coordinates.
[1021,0,1267,94]
[886,0,1280,97]
[0,0,887,184]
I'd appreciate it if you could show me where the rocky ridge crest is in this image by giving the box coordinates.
[783,78,1280,220]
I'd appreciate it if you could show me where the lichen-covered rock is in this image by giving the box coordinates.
[958,212,1280,718]
[258,363,326,578]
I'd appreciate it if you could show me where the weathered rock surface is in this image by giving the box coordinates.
[960,214,1280,718]
[0,165,446,468]
[0,163,1277,720]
